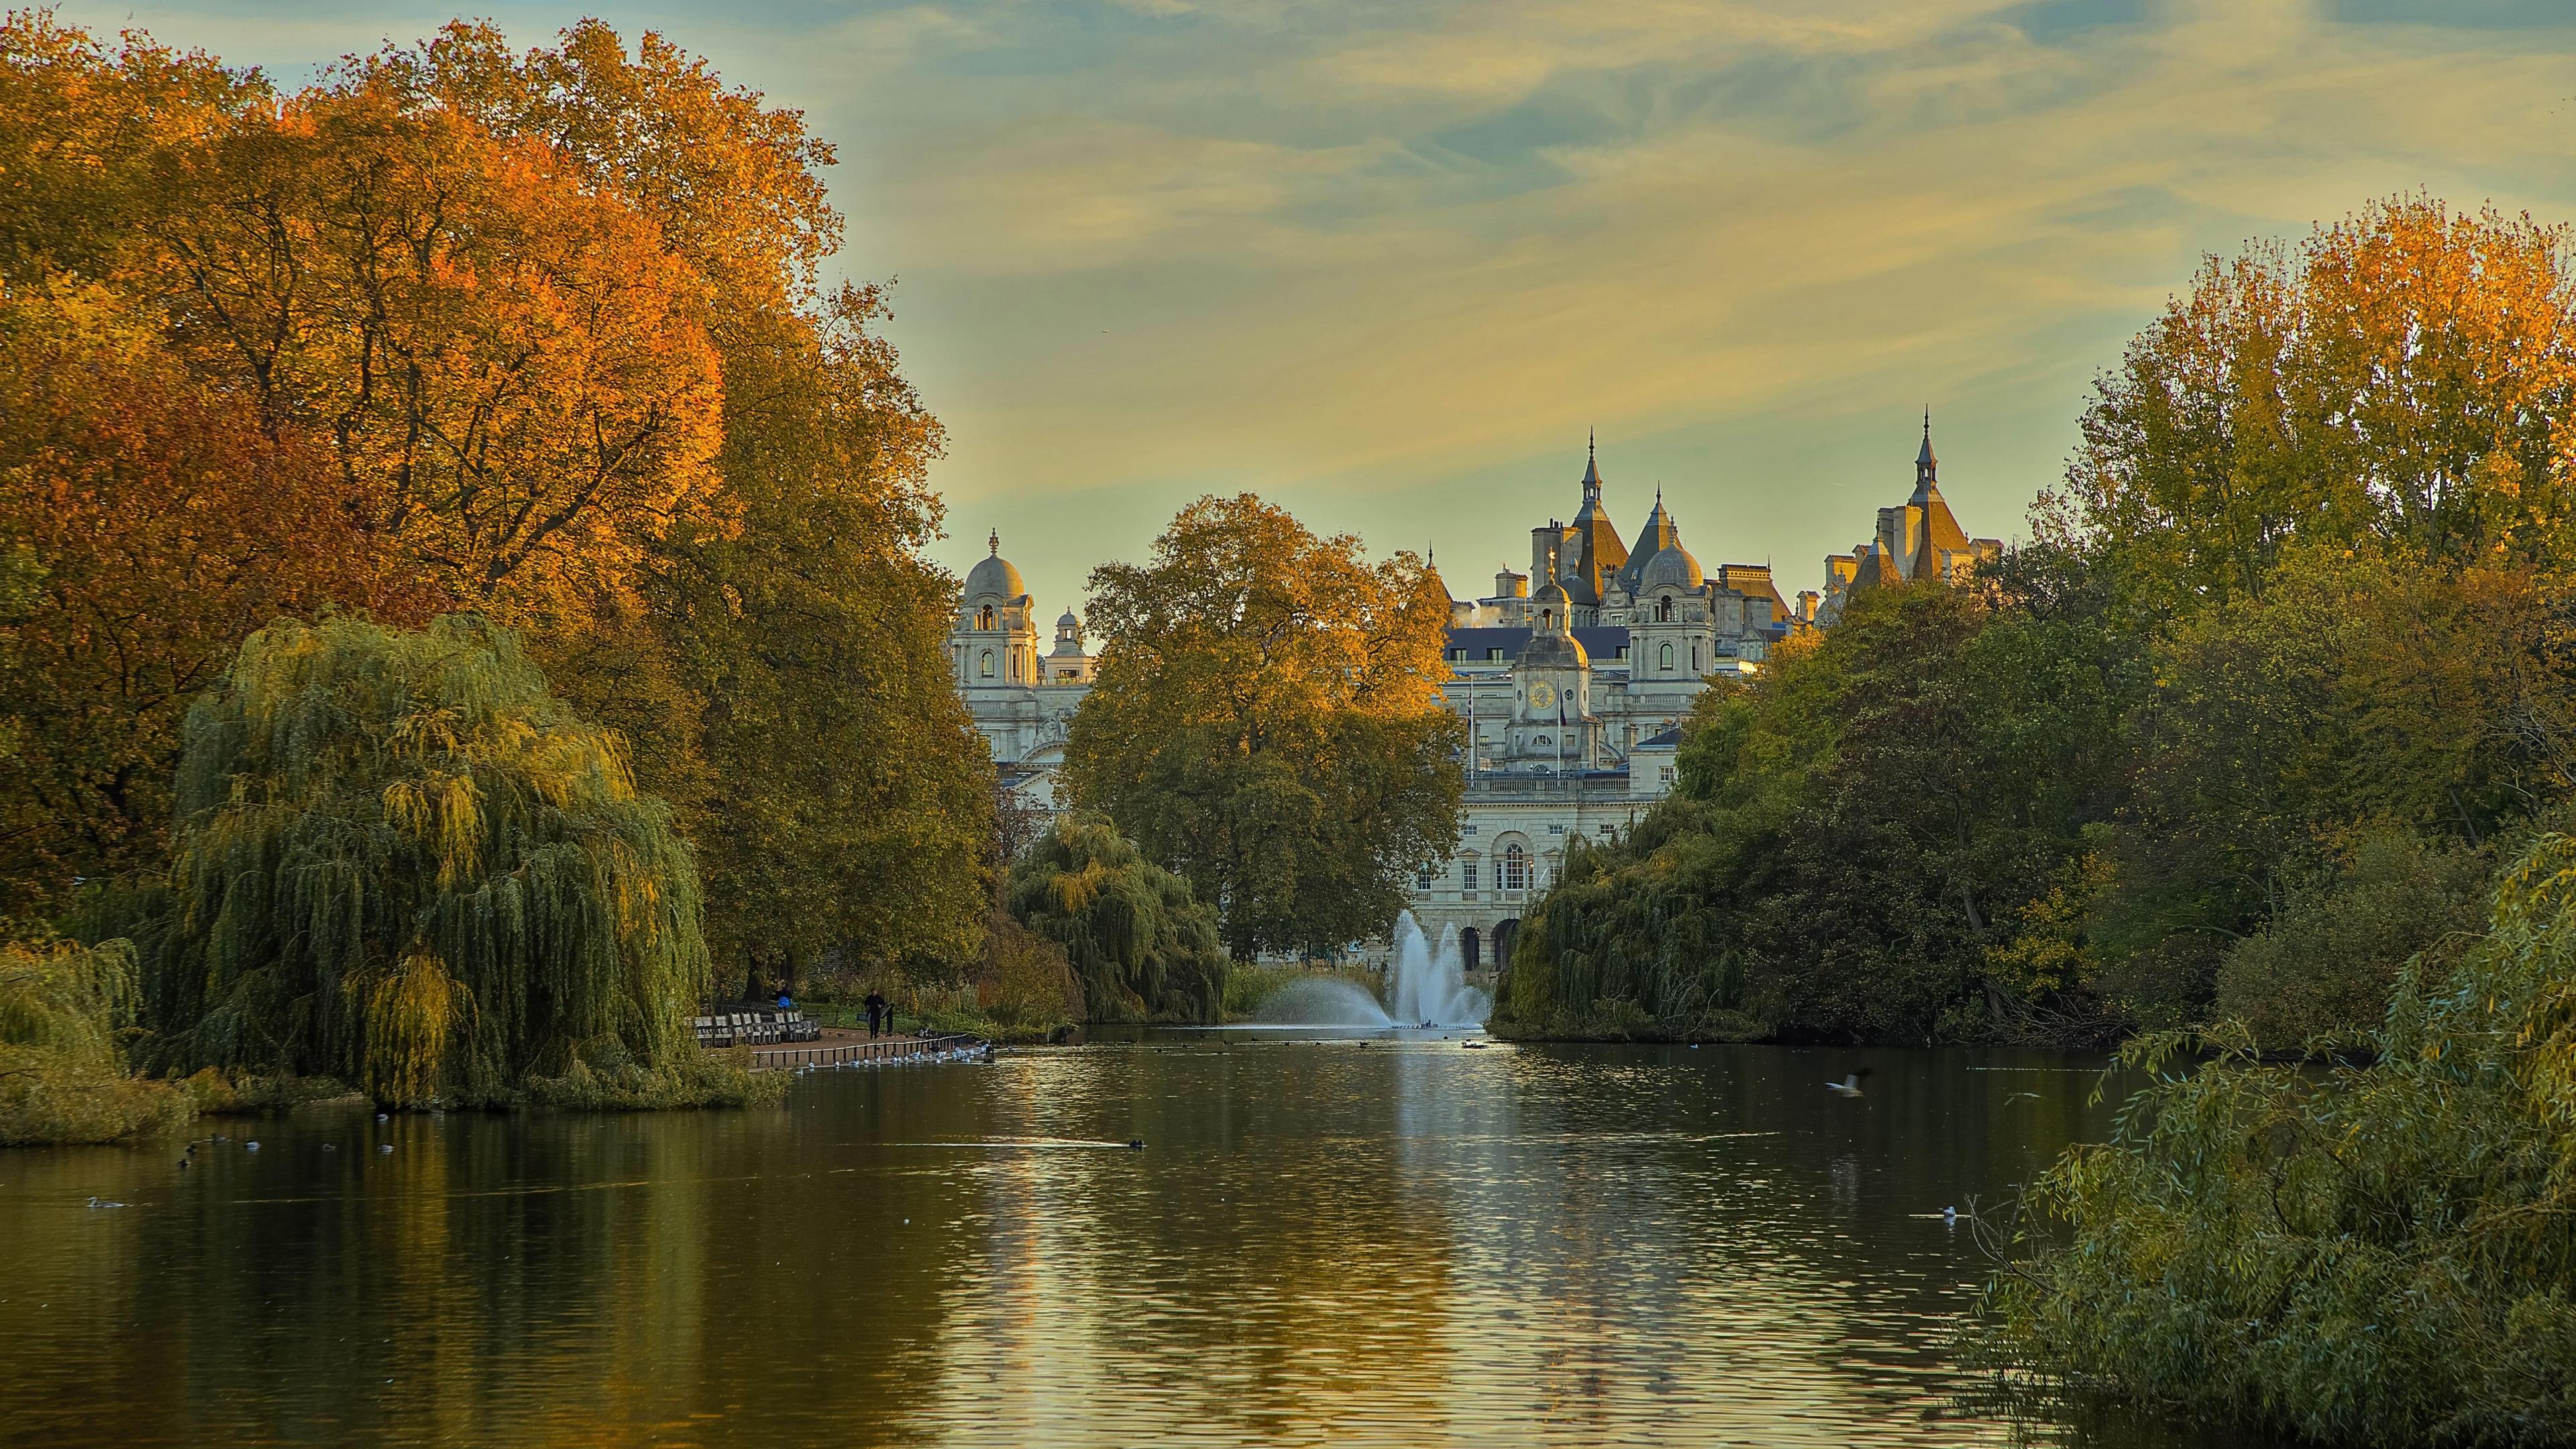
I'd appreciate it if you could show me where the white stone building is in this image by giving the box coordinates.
[950,425,1982,968]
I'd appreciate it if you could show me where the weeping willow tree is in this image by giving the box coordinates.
[1,936,192,1144]
[1006,814,1224,1023]
[1983,831,2576,1443]
[150,615,767,1108]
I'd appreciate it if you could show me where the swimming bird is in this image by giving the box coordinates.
[86,1196,124,1210]
[379,1144,393,1155]
[1827,1069,1873,1097]
[244,1141,258,1152]
[1943,1205,1958,1224]
[321,1144,336,1152]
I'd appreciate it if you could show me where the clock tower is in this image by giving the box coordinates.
[1508,581,1598,769]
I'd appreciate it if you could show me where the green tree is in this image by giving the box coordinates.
[1006,814,1224,1023]
[1986,831,2576,1444]
[149,614,759,1108]
[1065,494,1463,957]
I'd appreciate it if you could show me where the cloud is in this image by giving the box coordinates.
[52,0,2576,611]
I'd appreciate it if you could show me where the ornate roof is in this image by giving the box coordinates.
[1615,490,1682,596]
[1639,541,1706,592]
[965,529,1028,600]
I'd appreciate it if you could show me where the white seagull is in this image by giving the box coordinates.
[1827,1069,1873,1097]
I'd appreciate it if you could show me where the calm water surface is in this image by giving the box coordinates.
[0,1036,2275,1448]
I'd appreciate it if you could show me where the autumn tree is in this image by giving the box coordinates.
[2062,196,2576,611]
[1,15,993,989]
[1065,495,1463,957]
[345,23,994,985]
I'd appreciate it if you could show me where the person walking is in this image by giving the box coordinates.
[864,989,887,1038]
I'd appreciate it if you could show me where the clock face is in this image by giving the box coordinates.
[1528,681,1556,710]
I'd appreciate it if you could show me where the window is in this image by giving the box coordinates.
[1461,824,1478,835]
[1693,641,1702,671]
[1658,642,1674,670]
[979,650,994,678]
[978,604,995,630]
[1503,843,1527,892]
[1657,595,1674,623]
[1534,735,1551,748]
[1417,861,1439,889]
[1540,608,1555,630]
[1660,766,1676,784]
[1548,824,1564,835]
[1461,859,1479,890]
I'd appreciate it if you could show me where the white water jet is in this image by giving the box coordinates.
[1387,911,1491,1029]
[1248,911,1491,1029]
[1253,977,1392,1028]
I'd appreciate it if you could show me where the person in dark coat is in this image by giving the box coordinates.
[864,989,888,1038]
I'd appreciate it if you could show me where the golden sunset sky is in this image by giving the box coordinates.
[66,1,2576,619]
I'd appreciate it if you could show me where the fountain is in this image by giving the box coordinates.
[1254,910,1489,1030]
[1387,911,1491,1028]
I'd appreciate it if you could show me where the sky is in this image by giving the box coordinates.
[59,0,2576,619]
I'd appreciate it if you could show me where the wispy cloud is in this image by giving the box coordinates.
[52,0,2576,611]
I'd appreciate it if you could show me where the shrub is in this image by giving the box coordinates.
[2214,830,2489,1053]
[1984,831,2576,1444]
[0,937,192,1144]
[1006,813,1225,1023]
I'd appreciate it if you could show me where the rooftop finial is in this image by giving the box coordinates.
[1589,427,1595,462]
[987,528,1000,555]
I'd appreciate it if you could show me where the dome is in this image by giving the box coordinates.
[1639,542,1705,592]
[1057,608,1080,630]
[1517,629,1589,670]
[965,529,1026,600]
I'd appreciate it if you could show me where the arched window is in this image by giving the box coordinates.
[1503,843,1527,892]
[978,604,995,630]
[979,650,994,678]
[1658,641,1674,670]
[1534,735,1552,749]
[1657,595,1674,623]
[1541,608,1555,631]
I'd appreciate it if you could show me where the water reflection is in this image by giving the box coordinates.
[0,1041,2277,1447]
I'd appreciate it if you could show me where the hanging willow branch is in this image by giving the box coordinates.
[149,614,749,1107]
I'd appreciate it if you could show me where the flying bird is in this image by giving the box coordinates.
[1827,1069,1873,1097]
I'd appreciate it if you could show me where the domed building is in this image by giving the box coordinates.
[949,418,1998,973]
[1414,439,1796,972]
[951,530,1092,814]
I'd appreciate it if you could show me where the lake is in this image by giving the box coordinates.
[0,1034,2275,1447]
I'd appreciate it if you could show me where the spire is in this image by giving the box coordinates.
[1913,408,1940,496]
[1580,429,1603,499]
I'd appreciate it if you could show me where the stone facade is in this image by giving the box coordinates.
[950,422,1986,965]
